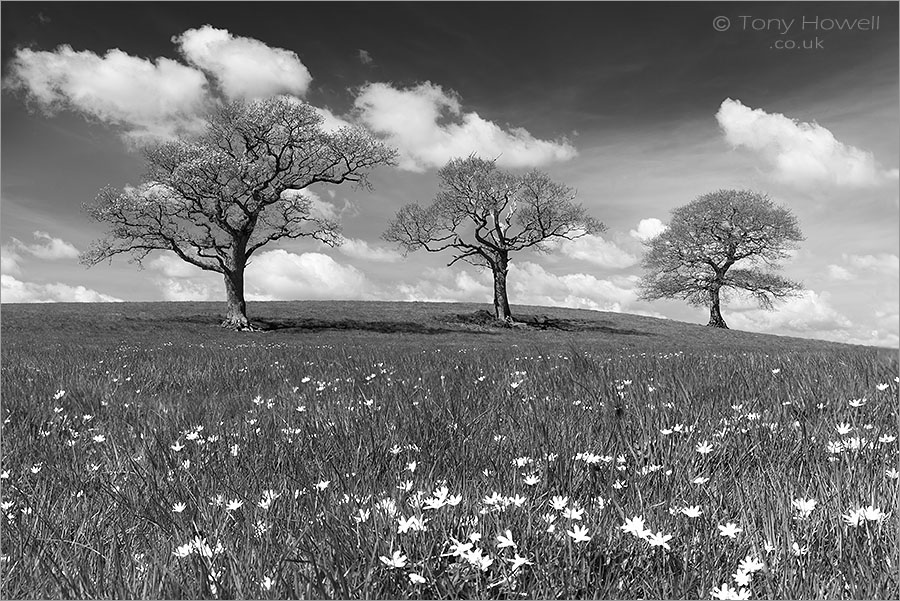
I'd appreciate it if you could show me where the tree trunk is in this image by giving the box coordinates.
[706,286,728,328]
[222,269,251,330]
[492,253,512,323]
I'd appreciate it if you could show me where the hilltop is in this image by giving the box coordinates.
[1,300,891,356]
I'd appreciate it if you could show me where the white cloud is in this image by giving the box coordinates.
[725,289,853,336]
[174,26,312,100]
[716,98,899,188]
[246,250,373,300]
[510,262,639,311]
[826,264,854,281]
[1,246,22,275]
[1,274,121,303]
[279,188,339,221]
[12,231,79,260]
[555,235,638,268]
[354,81,577,172]
[7,45,208,141]
[844,253,899,276]
[147,249,375,301]
[313,106,354,133]
[337,238,402,263]
[396,262,638,312]
[397,268,491,302]
[629,218,667,241]
[358,49,373,65]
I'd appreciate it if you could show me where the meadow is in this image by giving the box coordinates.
[1,301,898,599]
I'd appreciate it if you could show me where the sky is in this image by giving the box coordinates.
[1,1,898,347]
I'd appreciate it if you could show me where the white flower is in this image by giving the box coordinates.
[691,475,709,485]
[879,434,897,444]
[315,480,330,491]
[836,422,852,436]
[496,529,516,549]
[397,515,427,533]
[739,555,765,573]
[842,508,865,527]
[862,505,888,521]
[646,531,673,550]
[173,542,194,558]
[226,499,243,512]
[563,506,585,520]
[550,495,569,511]
[791,542,808,556]
[566,523,591,543]
[260,576,274,591]
[258,489,279,510]
[92,434,106,443]
[886,468,900,480]
[620,516,650,539]
[523,474,540,486]
[791,498,817,517]
[379,550,408,569]
[718,522,743,539]
[681,505,702,518]
[848,398,866,408]
[447,537,473,558]
[696,441,714,455]
[509,553,533,571]
[172,502,187,513]
[876,383,889,391]
[732,569,752,587]
[408,573,426,584]
[711,582,751,600]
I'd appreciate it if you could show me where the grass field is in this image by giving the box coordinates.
[1,301,898,599]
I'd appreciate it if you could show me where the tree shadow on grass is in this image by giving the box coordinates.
[514,314,656,337]
[252,317,497,336]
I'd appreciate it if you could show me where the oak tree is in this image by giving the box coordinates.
[638,189,804,328]
[82,97,396,329]
[384,156,604,322]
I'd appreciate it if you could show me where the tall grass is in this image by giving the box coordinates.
[1,337,898,599]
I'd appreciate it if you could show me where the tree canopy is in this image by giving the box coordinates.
[83,97,396,328]
[384,156,604,320]
[639,189,804,328]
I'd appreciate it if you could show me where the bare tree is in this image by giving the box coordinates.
[639,189,804,329]
[384,156,604,322]
[82,97,396,329]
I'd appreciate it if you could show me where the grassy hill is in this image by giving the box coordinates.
[1,300,897,599]
[1,300,892,356]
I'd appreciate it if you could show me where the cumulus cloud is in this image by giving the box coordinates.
[726,289,853,336]
[354,81,577,172]
[7,27,313,141]
[174,26,312,100]
[6,45,208,140]
[629,218,667,241]
[844,253,899,276]
[147,249,376,301]
[337,238,403,263]
[826,264,854,281]
[313,106,354,133]
[510,262,639,311]
[555,235,638,268]
[396,268,492,302]
[11,231,79,260]
[279,188,340,221]
[1,274,121,303]
[358,49,373,65]
[716,98,899,188]
[1,246,22,276]
[396,262,639,312]
[246,250,373,300]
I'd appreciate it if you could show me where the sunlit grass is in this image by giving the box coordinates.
[1,303,898,599]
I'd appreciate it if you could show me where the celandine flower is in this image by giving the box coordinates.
[718,522,743,539]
